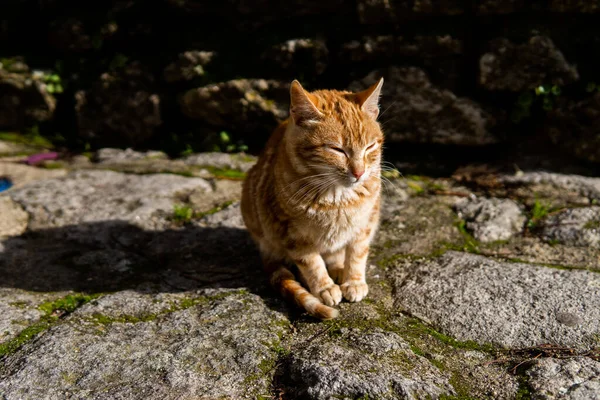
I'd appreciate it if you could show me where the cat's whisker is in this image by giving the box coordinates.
[377,101,396,120]
[289,177,338,206]
[287,175,338,206]
[278,172,333,196]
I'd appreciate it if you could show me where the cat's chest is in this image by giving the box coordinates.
[301,196,376,248]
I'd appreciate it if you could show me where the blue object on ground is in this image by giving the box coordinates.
[0,177,13,193]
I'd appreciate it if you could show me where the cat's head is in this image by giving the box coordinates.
[286,78,384,188]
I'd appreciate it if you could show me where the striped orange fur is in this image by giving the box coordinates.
[241,78,384,319]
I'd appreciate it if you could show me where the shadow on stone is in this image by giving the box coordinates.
[0,220,274,300]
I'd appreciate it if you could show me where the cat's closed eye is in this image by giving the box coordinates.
[329,146,347,156]
[365,142,378,153]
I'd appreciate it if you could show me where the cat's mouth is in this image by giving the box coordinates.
[343,172,368,188]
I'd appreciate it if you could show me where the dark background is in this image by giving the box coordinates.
[1,0,600,172]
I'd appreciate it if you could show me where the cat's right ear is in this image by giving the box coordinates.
[290,80,323,126]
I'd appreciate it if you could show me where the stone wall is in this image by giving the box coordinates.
[1,0,600,161]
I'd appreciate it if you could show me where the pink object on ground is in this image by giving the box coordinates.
[24,152,59,165]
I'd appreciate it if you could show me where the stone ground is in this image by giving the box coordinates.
[0,143,599,400]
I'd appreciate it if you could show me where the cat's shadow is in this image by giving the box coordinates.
[0,220,296,316]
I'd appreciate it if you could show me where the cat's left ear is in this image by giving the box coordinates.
[354,77,384,120]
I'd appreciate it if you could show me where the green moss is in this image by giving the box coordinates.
[527,200,551,229]
[455,220,480,254]
[402,318,494,354]
[172,204,194,224]
[39,161,66,170]
[429,358,446,371]
[448,372,476,399]
[409,344,424,356]
[38,293,102,315]
[89,289,248,326]
[406,181,425,195]
[584,220,600,230]
[205,166,246,180]
[514,368,533,400]
[439,395,478,400]
[0,322,50,357]
[61,371,79,385]
[1,293,103,358]
[233,153,256,163]
[8,301,28,309]
[0,131,53,149]
[196,200,235,218]
[171,200,235,225]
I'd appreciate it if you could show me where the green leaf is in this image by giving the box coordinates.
[219,131,230,144]
[534,86,546,95]
[586,83,597,93]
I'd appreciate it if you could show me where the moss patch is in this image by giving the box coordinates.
[1,292,103,358]
[527,199,552,229]
[584,220,600,230]
[204,167,246,180]
[171,200,235,225]
[401,318,495,354]
[88,289,249,326]
[38,293,102,316]
[0,131,54,149]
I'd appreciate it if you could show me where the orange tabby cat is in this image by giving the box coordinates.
[241,78,384,319]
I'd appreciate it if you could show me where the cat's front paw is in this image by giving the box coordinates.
[341,280,368,302]
[316,284,342,306]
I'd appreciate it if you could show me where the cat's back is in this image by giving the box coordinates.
[241,119,288,237]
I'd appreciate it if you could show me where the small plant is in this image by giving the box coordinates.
[585,82,600,94]
[527,199,551,229]
[455,220,479,254]
[43,73,63,94]
[215,131,248,153]
[180,144,194,157]
[172,204,194,224]
[406,181,425,195]
[511,84,562,123]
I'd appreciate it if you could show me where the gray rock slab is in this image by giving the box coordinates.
[187,179,242,212]
[0,161,67,189]
[184,152,256,172]
[528,357,600,400]
[283,329,454,399]
[391,251,600,349]
[500,171,600,202]
[7,169,211,232]
[455,196,526,242]
[376,196,463,256]
[0,289,66,343]
[94,148,168,163]
[542,207,600,248]
[0,196,28,237]
[0,290,289,400]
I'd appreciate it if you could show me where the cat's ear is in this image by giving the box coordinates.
[354,77,384,120]
[290,80,323,126]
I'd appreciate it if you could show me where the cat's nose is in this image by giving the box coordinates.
[351,169,365,180]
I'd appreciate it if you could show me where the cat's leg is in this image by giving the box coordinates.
[341,200,379,302]
[341,235,371,302]
[288,251,342,307]
[322,247,345,284]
